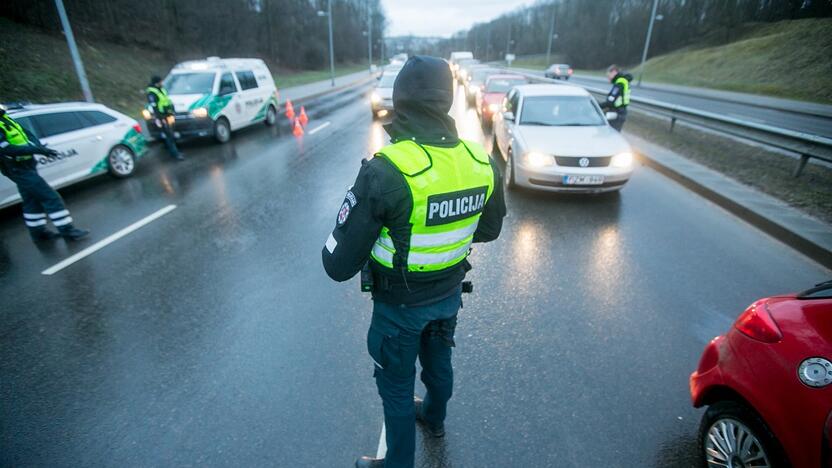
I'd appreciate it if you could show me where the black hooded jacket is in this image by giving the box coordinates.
[321,56,506,306]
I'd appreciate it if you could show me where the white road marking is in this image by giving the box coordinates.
[308,121,331,135]
[376,421,387,459]
[41,205,177,276]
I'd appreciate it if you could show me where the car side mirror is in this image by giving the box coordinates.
[605,111,618,121]
[503,111,515,122]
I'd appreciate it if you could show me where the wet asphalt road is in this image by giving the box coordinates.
[1,83,829,468]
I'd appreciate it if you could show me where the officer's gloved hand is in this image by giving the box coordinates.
[40,147,59,157]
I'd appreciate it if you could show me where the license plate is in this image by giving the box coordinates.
[563,175,604,185]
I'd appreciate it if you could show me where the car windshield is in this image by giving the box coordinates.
[485,78,525,93]
[378,74,397,88]
[164,73,216,95]
[520,95,605,126]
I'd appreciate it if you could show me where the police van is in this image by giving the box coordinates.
[1,102,147,209]
[142,57,279,143]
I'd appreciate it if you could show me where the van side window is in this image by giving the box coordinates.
[30,112,87,138]
[219,73,238,95]
[235,71,258,91]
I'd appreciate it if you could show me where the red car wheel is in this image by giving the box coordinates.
[698,400,789,468]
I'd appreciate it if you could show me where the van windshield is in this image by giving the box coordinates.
[164,73,215,95]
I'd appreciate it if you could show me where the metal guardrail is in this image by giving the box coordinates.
[510,69,832,177]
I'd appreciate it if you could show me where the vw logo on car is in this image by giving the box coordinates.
[579,157,590,167]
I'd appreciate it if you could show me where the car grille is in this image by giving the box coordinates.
[555,156,611,167]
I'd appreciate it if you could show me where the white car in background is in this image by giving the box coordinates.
[1,102,148,209]
[370,71,398,119]
[492,84,634,192]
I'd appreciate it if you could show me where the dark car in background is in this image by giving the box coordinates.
[544,63,573,80]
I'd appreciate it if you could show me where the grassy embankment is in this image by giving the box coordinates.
[512,18,832,103]
[0,18,368,117]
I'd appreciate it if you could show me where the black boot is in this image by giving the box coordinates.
[414,396,445,438]
[29,227,60,242]
[355,456,384,468]
[59,224,90,241]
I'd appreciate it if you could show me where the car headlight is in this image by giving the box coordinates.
[611,152,633,168]
[524,152,554,168]
[191,107,208,118]
[487,103,499,113]
[141,109,152,120]
[371,92,382,104]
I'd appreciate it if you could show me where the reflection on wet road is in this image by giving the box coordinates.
[1,84,828,467]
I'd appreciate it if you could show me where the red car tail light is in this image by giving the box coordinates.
[734,300,783,343]
[132,123,143,134]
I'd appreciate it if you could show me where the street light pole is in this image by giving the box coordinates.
[637,0,659,87]
[54,0,93,102]
[545,3,556,66]
[326,0,335,87]
[367,2,372,74]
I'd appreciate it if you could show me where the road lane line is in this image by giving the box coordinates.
[41,205,177,276]
[308,121,331,135]
[376,421,387,459]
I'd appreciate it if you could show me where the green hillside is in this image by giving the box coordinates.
[632,18,832,103]
[0,18,369,117]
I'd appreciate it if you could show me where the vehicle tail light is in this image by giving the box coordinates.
[734,300,782,343]
[568,68,573,74]
[132,123,143,134]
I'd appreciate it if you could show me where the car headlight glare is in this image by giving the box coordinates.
[525,152,554,168]
[371,92,382,104]
[611,152,633,168]
[141,109,152,120]
[487,103,499,113]
[191,107,208,118]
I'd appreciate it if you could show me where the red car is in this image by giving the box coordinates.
[690,281,832,468]
[475,74,527,130]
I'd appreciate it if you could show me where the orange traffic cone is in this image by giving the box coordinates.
[299,106,309,126]
[292,118,304,137]
[285,99,295,121]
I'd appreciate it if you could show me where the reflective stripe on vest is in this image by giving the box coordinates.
[370,139,495,273]
[0,114,30,146]
[613,76,630,108]
[147,86,174,113]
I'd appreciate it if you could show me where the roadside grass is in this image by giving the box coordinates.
[631,18,832,103]
[0,18,172,118]
[512,18,832,103]
[0,18,370,117]
[625,112,832,224]
[276,64,369,89]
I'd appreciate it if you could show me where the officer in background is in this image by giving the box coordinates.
[0,105,89,241]
[322,56,506,468]
[600,65,633,132]
[146,75,184,161]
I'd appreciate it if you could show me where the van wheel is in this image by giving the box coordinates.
[214,117,231,143]
[107,145,136,178]
[265,105,277,126]
[698,401,789,468]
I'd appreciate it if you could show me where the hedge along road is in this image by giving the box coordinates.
[0,81,828,467]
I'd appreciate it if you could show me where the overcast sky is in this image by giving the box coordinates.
[381,0,533,38]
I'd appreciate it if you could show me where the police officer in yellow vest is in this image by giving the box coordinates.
[0,105,89,241]
[146,76,184,160]
[322,56,506,468]
[600,65,633,132]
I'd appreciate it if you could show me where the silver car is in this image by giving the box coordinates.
[492,84,634,193]
[370,71,398,119]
